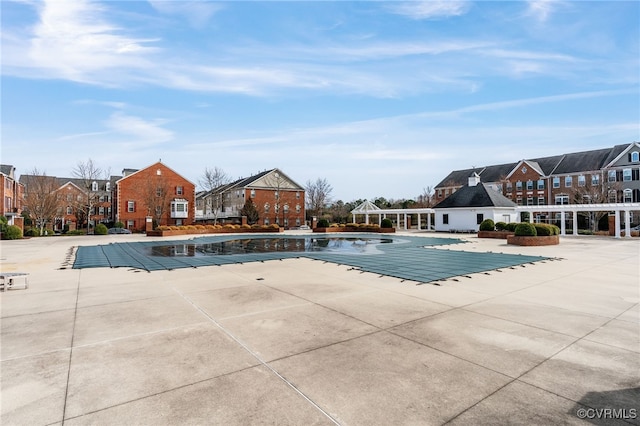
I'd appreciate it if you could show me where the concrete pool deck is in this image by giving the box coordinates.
[1,231,638,425]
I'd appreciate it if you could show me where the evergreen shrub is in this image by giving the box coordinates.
[514,222,537,236]
[479,219,495,231]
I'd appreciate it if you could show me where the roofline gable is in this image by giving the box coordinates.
[505,160,545,179]
[116,161,195,186]
[603,142,640,168]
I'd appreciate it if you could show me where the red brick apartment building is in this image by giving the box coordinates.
[115,162,195,231]
[435,142,640,206]
[196,168,305,228]
[0,165,24,225]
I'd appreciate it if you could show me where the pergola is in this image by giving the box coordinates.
[350,201,435,231]
[517,203,640,238]
[351,201,640,238]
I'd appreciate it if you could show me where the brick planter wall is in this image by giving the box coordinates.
[146,228,283,237]
[507,235,559,246]
[478,231,514,239]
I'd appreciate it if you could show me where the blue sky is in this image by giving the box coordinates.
[2,1,639,202]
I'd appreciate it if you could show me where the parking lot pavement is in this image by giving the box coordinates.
[1,232,638,425]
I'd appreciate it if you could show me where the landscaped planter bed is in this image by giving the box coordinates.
[507,235,559,246]
[147,227,284,237]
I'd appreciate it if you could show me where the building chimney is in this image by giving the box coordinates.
[468,172,481,187]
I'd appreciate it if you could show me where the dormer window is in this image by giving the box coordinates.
[631,151,639,163]
[105,182,111,191]
[91,181,98,191]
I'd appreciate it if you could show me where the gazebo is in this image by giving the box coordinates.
[350,200,381,224]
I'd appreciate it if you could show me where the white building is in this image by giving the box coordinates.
[433,173,518,232]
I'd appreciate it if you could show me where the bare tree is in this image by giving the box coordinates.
[305,178,333,218]
[21,169,61,236]
[569,173,622,232]
[199,167,230,224]
[138,174,172,226]
[416,186,435,207]
[72,159,109,233]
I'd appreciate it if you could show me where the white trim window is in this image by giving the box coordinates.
[564,176,572,187]
[578,175,586,187]
[591,174,600,186]
[552,177,560,188]
[608,170,617,182]
[127,201,135,212]
[624,189,632,203]
[555,195,569,205]
[623,169,632,182]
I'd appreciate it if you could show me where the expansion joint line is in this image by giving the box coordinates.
[60,269,83,425]
[174,289,341,426]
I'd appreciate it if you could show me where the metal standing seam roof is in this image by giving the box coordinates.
[73,234,549,284]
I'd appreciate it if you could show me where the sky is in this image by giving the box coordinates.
[2,0,639,202]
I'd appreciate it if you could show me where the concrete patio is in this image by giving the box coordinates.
[1,232,638,425]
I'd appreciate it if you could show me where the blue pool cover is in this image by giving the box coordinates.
[73,234,549,284]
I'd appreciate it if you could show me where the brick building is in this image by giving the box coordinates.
[114,162,195,231]
[0,164,24,225]
[435,142,640,206]
[196,168,305,228]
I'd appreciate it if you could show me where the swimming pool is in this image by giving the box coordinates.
[147,237,396,257]
[73,233,548,283]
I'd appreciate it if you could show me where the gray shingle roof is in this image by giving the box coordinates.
[434,183,517,209]
[1,164,14,176]
[436,143,636,188]
[550,148,612,174]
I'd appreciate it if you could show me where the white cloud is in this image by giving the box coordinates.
[104,112,174,145]
[7,0,158,84]
[387,1,471,20]
[147,0,223,29]
[525,0,568,23]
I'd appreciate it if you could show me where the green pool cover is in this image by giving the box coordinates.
[73,234,548,284]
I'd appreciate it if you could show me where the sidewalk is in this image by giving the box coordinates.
[1,232,638,425]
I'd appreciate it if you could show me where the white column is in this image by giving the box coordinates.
[529,212,533,223]
[615,210,621,238]
[397,213,400,229]
[365,213,369,225]
[379,214,382,225]
[427,213,431,231]
[572,211,578,236]
[624,210,631,238]
[560,211,566,236]
[404,213,407,230]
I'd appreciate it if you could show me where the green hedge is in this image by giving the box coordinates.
[514,222,537,236]
[479,219,495,231]
[317,219,330,228]
[94,223,108,235]
[381,218,393,228]
[534,223,559,236]
[504,222,518,232]
[3,225,23,240]
[495,221,508,231]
